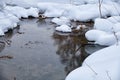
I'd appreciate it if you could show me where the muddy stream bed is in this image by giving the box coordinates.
[0,18,105,80]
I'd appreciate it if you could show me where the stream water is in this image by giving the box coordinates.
[0,18,105,80]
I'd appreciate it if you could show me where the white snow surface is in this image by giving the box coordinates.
[86,16,120,46]
[66,44,120,80]
[55,24,72,32]
[5,6,39,18]
[0,0,120,34]
[0,5,39,35]
[0,12,19,35]
[37,2,120,21]
[51,17,70,25]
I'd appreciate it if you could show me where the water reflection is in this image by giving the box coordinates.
[0,41,5,52]
[0,26,20,53]
[52,31,89,75]
[0,27,20,80]
[52,30,105,75]
[36,18,55,27]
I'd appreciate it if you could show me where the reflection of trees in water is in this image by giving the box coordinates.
[0,26,20,52]
[36,18,54,27]
[36,18,47,25]
[0,41,5,52]
[52,31,90,75]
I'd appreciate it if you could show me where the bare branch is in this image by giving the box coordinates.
[84,62,98,75]
[98,0,103,18]
[112,27,119,45]
[106,71,112,80]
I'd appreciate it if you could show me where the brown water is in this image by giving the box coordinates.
[0,19,105,80]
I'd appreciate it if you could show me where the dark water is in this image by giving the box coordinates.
[0,19,104,80]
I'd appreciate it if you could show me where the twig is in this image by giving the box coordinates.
[0,55,13,59]
[98,0,103,18]
[112,27,119,45]
[84,62,98,75]
[106,71,112,80]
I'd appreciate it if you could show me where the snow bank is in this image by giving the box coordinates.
[5,6,39,18]
[37,2,70,17]
[0,4,39,35]
[66,44,120,80]
[85,30,108,41]
[37,2,120,21]
[94,18,114,32]
[86,16,120,46]
[1,0,120,35]
[5,0,38,8]
[3,0,120,7]
[0,12,19,35]
[27,7,39,17]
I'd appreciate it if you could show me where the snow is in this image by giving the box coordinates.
[66,44,120,80]
[86,16,120,46]
[27,7,39,17]
[94,18,114,32]
[0,1,39,35]
[107,16,120,23]
[76,25,86,30]
[0,0,120,35]
[5,6,39,18]
[0,11,19,35]
[5,6,28,18]
[37,2,120,21]
[37,2,70,17]
[55,24,72,32]
[85,30,108,41]
[5,0,38,8]
[0,0,120,80]
[51,17,70,25]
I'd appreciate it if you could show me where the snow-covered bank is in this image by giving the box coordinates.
[0,6,39,35]
[36,1,120,33]
[0,12,19,35]
[66,44,120,80]
[86,16,120,46]
[0,0,120,35]
[66,14,120,80]
[37,2,120,21]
